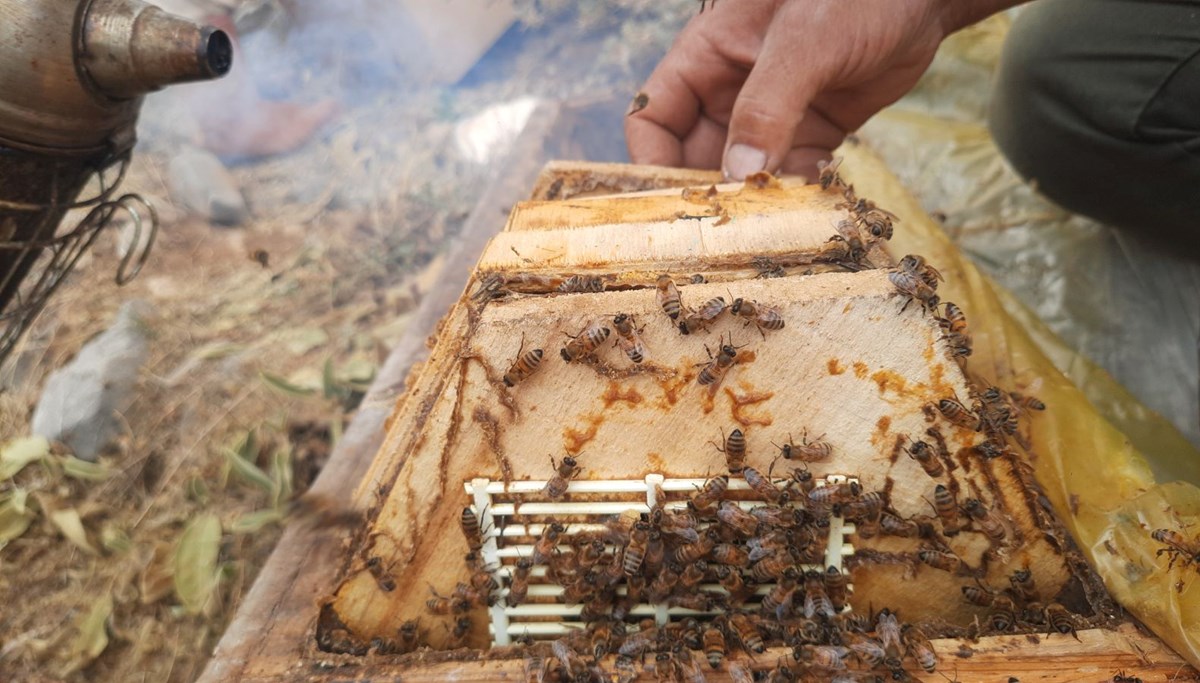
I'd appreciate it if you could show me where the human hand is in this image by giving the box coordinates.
[625,0,1001,179]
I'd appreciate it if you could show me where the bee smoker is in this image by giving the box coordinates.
[0,0,231,363]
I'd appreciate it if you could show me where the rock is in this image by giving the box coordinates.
[167,146,249,226]
[31,301,151,462]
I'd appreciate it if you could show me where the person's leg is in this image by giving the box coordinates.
[989,0,1200,257]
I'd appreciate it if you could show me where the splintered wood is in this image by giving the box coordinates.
[317,164,1113,681]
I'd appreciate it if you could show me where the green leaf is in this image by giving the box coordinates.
[0,436,50,480]
[269,448,293,509]
[174,514,221,615]
[229,508,284,534]
[321,357,338,400]
[61,456,111,482]
[100,523,131,554]
[50,508,97,555]
[260,371,316,396]
[223,448,274,494]
[70,592,113,665]
[0,489,33,547]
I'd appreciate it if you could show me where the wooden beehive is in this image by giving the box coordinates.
[316,170,1102,659]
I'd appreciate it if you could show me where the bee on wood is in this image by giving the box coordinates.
[962,583,997,607]
[1112,671,1143,683]
[612,313,647,363]
[847,634,886,668]
[815,235,852,263]
[801,644,852,669]
[752,255,787,278]
[703,619,728,669]
[532,522,564,565]
[897,254,944,289]
[935,396,981,431]
[880,511,923,538]
[1044,602,1078,639]
[551,638,590,681]
[624,520,651,576]
[697,341,740,391]
[453,580,494,608]
[803,568,836,618]
[711,427,747,474]
[425,588,460,615]
[503,335,545,387]
[558,274,606,294]
[988,596,1017,631]
[692,475,729,509]
[809,480,861,507]
[743,466,783,502]
[889,268,940,314]
[366,556,397,592]
[977,387,1020,438]
[817,157,844,191]
[918,547,962,574]
[1010,391,1046,412]
[975,439,1007,459]
[775,431,833,462]
[876,608,903,653]
[902,624,937,673]
[680,296,729,335]
[860,207,898,243]
[930,484,962,535]
[731,297,785,336]
[471,272,507,302]
[1009,567,1038,602]
[786,467,817,495]
[507,557,532,606]
[469,561,499,595]
[397,619,421,653]
[964,498,1008,546]
[1152,527,1200,568]
[905,438,944,478]
[560,321,611,362]
[717,500,760,536]
[656,274,684,321]
[938,302,973,359]
[824,565,848,612]
[729,613,765,653]
[460,506,486,551]
[447,615,472,648]
[628,91,650,116]
[542,455,581,500]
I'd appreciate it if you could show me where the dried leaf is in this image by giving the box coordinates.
[100,523,132,554]
[68,592,112,668]
[275,326,329,355]
[61,456,111,482]
[50,508,97,555]
[223,447,275,494]
[321,357,338,400]
[260,371,316,396]
[338,355,377,386]
[0,436,50,480]
[0,489,33,546]
[174,514,221,614]
[139,541,175,605]
[230,508,284,534]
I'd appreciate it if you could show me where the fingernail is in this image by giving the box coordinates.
[723,144,766,180]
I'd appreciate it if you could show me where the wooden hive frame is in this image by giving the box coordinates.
[203,160,1200,683]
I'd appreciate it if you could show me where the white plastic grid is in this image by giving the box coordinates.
[465,474,858,645]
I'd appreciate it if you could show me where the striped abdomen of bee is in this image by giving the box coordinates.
[918,547,962,574]
[1044,602,1079,639]
[889,268,939,313]
[656,274,683,320]
[729,613,765,653]
[964,498,1008,546]
[560,322,611,362]
[460,506,484,551]
[961,584,996,607]
[907,439,944,478]
[742,466,782,502]
[824,565,848,611]
[691,474,729,509]
[702,621,727,670]
[557,274,605,293]
[936,397,981,431]
[679,296,728,335]
[988,596,1017,632]
[612,313,646,363]
[697,343,738,389]
[731,297,785,332]
[503,347,544,387]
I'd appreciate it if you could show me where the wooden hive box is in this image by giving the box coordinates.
[313,168,1112,669]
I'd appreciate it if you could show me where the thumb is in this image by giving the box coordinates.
[722,27,825,180]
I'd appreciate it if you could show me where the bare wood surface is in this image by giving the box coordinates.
[529,160,723,201]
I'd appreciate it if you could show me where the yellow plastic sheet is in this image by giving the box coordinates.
[839,142,1200,668]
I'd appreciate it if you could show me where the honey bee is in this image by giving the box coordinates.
[786,467,817,495]
[938,302,972,359]
[703,620,727,669]
[731,297,785,336]
[889,268,940,314]
[397,619,420,653]
[1152,527,1200,568]
[678,560,708,591]
[425,589,459,615]
[507,557,532,606]
[679,296,729,335]
[977,387,1019,439]
[558,274,606,294]
[752,505,804,528]
[1009,391,1046,412]
[729,613,765,653]
[647,563,681,602]
[628,91,650,116]
[961,584,996,607]
[560,321,611,362]
[655,508,700,544]
[460,506,485,551]
[875,608,903,653]
[624,520,651,575]
[918,547,962,574]
[902,624,937,673]
[801,644,852,669]
[750,550,794,582]
[847,634,886,668]
[644,530,666,575]
[446,615,472,649]
[824,566,848,612]
[453,580,494,608]
[1112,671,1143,683]
[752,255,787,278]
[860,207,898,243]
[815,235,852,263]
[612,314,647,363]
[935,396,981,431]
[712,428,747,474]
[905,439,944,478]
[808,480,861,507]
[673,528,717,564]
[817,157,844,191]
[880,511,921,538]
[692,475,729,509]
[656,274,684,321]
[761,566,801,617]
[617,625,659,658]
[469,562,499,595]
[1044,603,1078,639]
[989,596,1017,631]
[471,272,507,302]
[1009,567,1037,602]
[714,565,752,605]
[551,638,590,681]
[775,431,833,462]
[711,542,750,567]
[743,466,783,502]
[964,498,1007,546]
[503,337,545,387]
[532,522,564,565]
[542,455,581,500]
[697,341,740,391]
[366,556,397,592]
[717,500,760,536]
[897,254,943,289]
[803,569,836,619]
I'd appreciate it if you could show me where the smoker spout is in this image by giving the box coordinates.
[80,0,232,100]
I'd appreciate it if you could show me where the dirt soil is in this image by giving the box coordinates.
[0,1,689,681]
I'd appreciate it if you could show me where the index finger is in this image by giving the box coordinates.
[625,51,703,167]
